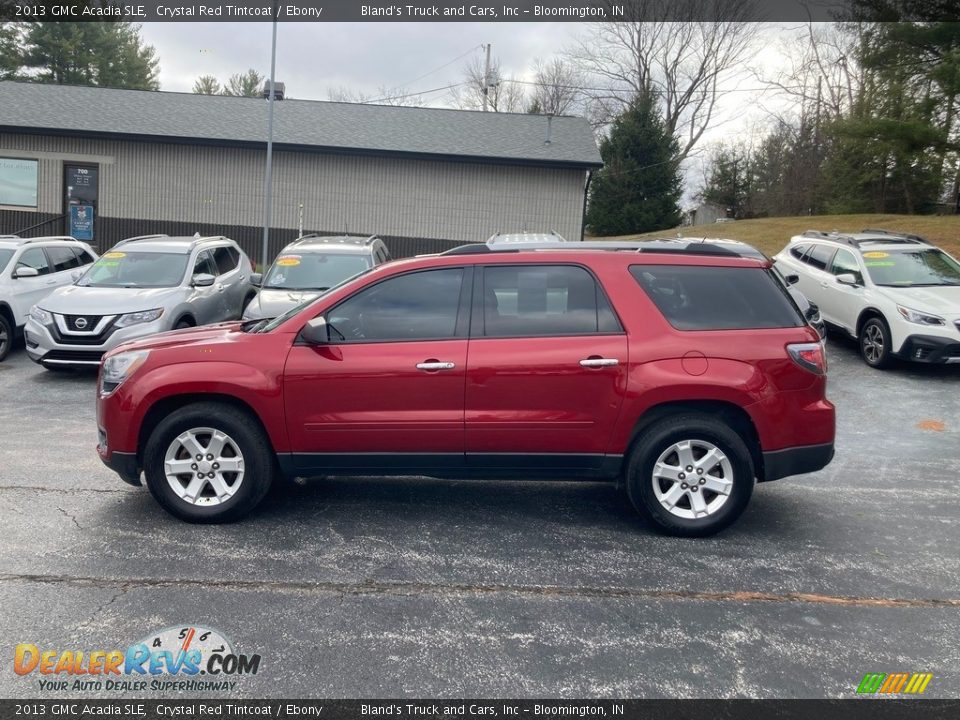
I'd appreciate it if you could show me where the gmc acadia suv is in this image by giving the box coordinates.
[96,240,835,536]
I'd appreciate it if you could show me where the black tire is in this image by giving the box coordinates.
[142,402,275,523]
[0,314,12,362]
[625,414,755,537]
[859,316,893,369]
[174,318,194,330]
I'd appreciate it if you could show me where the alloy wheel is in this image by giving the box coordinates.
[862,324,884,364]
[163,427,245,506]
[651,439,734,520]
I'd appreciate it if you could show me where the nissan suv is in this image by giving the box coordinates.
[242,234,389,321]
[96,240,835,536]
[0,235,97,362]
[773,229,960,367]
[26,234,254,369]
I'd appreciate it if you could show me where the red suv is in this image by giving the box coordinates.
[96,241,835,536]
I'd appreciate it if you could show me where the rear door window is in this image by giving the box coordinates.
[789,243,810,261]
[212,246,240,275]
[481,265,621,337]
[804,244,835,271]
[631,265,805,331]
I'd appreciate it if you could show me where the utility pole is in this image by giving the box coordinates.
[482,43,491,112]
[260,6,279,271]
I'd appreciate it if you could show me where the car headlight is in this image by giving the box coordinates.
[896,305,945,326]
[100,350,150,395]
[29,306,52,324]
[114,308,164,328]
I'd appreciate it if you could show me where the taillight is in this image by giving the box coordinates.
[787,342,827,375]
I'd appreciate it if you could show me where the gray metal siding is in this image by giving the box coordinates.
[0,133,588,243]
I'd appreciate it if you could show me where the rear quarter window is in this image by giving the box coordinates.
[630,264,805,331]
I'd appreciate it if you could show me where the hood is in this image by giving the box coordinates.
[248,288,320,319]
[879,286,960,316]
[109,322,243,355]
[38,284,184,315]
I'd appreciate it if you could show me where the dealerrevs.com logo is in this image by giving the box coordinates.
[856,672,933,695]
[13,625,261,693]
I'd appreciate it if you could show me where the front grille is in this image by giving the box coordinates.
[63,314,103,332]
[44,350,104,363]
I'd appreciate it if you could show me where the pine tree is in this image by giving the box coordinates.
[19,21,158,90]
[586,92,682,236]
[0,21,21,80]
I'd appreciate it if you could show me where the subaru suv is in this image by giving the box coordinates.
[26,234,253,369]
[773,229,960,367]
[243,234,389,321]
[96,240,834,536]
[0,235,97,362]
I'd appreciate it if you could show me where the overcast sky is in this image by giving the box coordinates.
[139,22,801,199]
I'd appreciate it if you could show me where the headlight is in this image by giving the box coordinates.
[100,350,150,395]
[29,306,52,324]
[896,305,945,326]
[115,308,164,328]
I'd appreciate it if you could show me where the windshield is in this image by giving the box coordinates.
[245,265,377,334]
[263,253,372,291]
[78,251,189,288]
[0,248,13,273]
[863,248,960,287]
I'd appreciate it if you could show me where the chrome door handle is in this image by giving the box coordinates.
[416,361,456,371]
[580,358,619,367]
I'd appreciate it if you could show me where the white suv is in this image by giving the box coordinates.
[0,236,98,361]
[773,229,960,368]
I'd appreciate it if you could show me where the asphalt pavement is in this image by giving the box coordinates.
[0,335,958,698]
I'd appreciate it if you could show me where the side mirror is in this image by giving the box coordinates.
[784,274,799,286]
[192,273,216,287]
[13,266,39,278]
[836,273,858,286]
[250,273,262,288]
[300,316,330,345]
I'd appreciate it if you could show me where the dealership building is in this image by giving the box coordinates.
[0,81,601,260]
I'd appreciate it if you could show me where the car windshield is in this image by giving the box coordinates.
[245,265,377,334]
[77,251,189,288]
[0,248,13,273]
[263,253,372,291]
[862,248,960,287]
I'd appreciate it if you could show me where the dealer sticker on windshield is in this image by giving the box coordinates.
[103,251,126,259]
[276,256,301,266]
[862,251,889,258]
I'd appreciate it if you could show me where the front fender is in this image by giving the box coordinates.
[112,360,289,453]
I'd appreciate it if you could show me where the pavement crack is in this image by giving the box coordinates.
[56,506,83,531]
[0,485,133,495]
[0,573,957,609]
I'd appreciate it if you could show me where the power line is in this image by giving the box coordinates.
[366,82,466,104]
[392,45,484,92]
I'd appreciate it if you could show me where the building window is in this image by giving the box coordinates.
[0,158,39,208]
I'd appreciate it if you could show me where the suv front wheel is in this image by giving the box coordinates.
[626,414,755,537]
[143,402,275,522]
[859,316,893,368]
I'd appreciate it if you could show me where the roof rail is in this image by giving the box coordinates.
[20,235,79,244]
[801,230,860,247]
[861,228,927,244]
[115,234,170,246]
[442,239,744,258]
[0,234,20,239]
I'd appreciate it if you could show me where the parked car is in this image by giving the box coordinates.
[773,229,960,368]
[25,234,254,369]
[242,234,389,321]
[667,237,825,339]
[0,235,97,362]
[96,238,834,536]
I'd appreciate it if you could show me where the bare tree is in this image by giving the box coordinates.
[326,85,426,107]
[192,75,221,95]
[528,57,586,115]
[222,69,265,98]
[565,0,760,159]
[450,55,527,112]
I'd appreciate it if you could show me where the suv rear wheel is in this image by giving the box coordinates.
[859,316,892,368]
[142,402,274,522]
[626,414,755,537]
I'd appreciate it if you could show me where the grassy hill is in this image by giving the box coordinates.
[589,214,960,257]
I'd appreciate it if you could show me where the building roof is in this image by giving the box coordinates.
[0,81,602,169]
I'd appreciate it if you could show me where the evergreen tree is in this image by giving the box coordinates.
[0,22,21,80]
[586,92,682,236]
[19,21,158,89]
